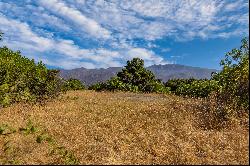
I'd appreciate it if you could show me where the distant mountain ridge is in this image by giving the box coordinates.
[59,64,219,86]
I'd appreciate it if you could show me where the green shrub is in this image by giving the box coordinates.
[0,46,62,107]
[174,79,220,98]
[165,78,219,98]
[88,82,107,91]
[212,37,249,111]
[105,76,125,91]
[62,78,85,91]
[165,78,197,92]
[142,80,170,93]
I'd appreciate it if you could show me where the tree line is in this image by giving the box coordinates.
[0,31,249,117]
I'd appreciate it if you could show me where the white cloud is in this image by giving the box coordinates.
[1,0,248,42]
[38,0,111,39]
[0,2,71,32]
[0,14,166,69]
[120,0,168,17]
[0,14,54,52]
[224,0,247,12]
[126,48,170,66]
[0,0,249,69]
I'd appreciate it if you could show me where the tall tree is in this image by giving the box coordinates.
[117,58,156,88]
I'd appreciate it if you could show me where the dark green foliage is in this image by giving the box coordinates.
[88,82,107,91]
[174,79,220,98]
[62,78,85,91]
[0,46,62,107]
[165,78,197,92]
[104,76,140,92]
[90,58,169,93]
[165,78,220,98]
[212,37,249,111]
[117,58,155,87]
[143,79,171,93]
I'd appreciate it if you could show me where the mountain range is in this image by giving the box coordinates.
[59,64,219,86]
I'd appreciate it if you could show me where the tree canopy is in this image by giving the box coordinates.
[90,58,170,93]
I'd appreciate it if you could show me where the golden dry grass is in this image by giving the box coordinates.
[0,90,249,165]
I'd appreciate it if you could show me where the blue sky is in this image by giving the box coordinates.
[0,0,249,70]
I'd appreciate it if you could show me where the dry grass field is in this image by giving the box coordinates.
[0,90,249,165]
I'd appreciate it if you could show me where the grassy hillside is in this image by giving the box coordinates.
[0,91,248,165]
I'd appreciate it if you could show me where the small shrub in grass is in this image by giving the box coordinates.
[19,119,37,135]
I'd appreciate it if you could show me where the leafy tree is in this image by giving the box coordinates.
[212,37,249,110]
[116,58,167,92]
[117,58,155,87]
[90,58,169,93]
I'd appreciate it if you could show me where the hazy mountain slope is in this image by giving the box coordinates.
[147,64,217,82]
[60,67,122,85]
[60,64,218,86]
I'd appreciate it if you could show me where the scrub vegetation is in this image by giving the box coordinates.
[0,31,249,164]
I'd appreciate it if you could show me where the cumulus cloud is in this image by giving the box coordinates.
[126,48,168,65]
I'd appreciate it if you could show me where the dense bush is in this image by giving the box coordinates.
[212,37,249,112]
[165,38,249,116]
[89,58,169,93]
[88,82,107,91]
[174,79,220,98]
[0,46,62,107]
[165,78,220,98]
[165,78,197,92]
[62,78,85,91]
